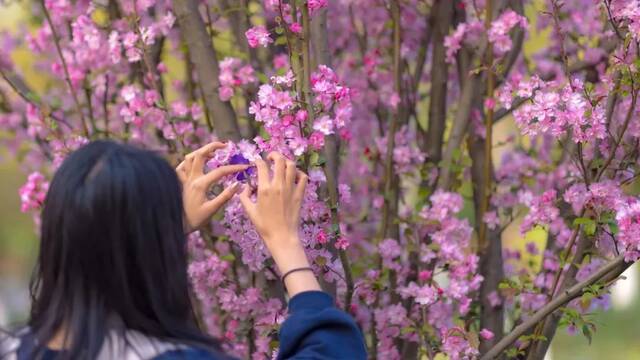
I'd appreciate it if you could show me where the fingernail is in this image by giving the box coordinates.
[232,181,242,194]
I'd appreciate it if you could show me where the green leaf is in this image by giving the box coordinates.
[574,217,597,236]
[400,326,416,335]
[256,72,269,84]
[275,35,288,46]
[220,253,235,262]
[452,148,462,161]
[584,82,595,93]
[505,348,524,358]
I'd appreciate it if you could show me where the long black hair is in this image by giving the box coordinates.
[25,140,222,358]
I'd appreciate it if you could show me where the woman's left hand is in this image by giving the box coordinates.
[176,142,249,233]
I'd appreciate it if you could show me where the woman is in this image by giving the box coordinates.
[0,140,366,359]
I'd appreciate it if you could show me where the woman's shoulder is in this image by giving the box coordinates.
[152,347,232,360]
[0,328,27,359]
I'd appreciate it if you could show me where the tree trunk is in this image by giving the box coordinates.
[468,122,504,353]
[437,73,481,189]
[423,0,454,164]
[172,0,241,141]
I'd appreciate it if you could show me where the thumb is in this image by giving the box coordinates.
[238,184,258,221]
[202,182,241,215]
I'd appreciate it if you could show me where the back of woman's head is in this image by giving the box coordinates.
[28,140,218,358]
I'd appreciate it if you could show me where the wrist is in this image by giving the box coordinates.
[282,269,321,297]
[270,242,310,275]
[263,231,300,246]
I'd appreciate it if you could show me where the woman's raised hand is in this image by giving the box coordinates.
[239,152,320,296]
[176,142,249,233]
[239,152,308,244]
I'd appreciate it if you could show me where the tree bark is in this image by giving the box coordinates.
[172,0,241,141]
[468,132,505,353]
[423,0,454,165]
[220,0,256,64]
[437,73,481,189]
[311,7,340,208]
[220,0,260,138]
[310,5,348,301]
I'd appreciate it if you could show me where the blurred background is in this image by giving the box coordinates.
[1,1,640,359]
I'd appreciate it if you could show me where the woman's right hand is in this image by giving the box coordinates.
[239,152,321,296]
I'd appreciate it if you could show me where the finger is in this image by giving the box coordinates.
[294,170,308,203]
[238,184,258,220]
[285,159,297,190]
[183,156,195,180]
[176,161,188,183]
[267,152,286,186]
[255,158,270,188]
[190,142,227,177]
[183,142,221,168]
[201,164,250,187]
[202,182,242,215]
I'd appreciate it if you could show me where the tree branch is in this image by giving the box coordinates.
[423,0,454,165]
[378,0,403,241]
[437,72,481,189]
[482,255,631,359]
[172,0,241,141]
[41,0,89,137]
[597,90,638,181]
[309,4,355,304]
[468,131,505,352]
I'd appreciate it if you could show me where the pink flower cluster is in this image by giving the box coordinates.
[19,172,49,213]
[444,20,482,63]
[187,233,283,358]
[249,65,351,157]
[107,12,175,64]
[488,10,528,55]
[563,180,625,214]
[119,86,166,128]
[307,0,328,15]
[616,200,640,261]
[445,9,526,63]
[612,1,640,41]
[520,189,560,234]
[218,58,257,101]
[245,26,273,48]
[375,125,425,174]
[500,78,607,142]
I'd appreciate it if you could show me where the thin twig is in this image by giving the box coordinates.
[478,0,495,250]
[481,255,629,359]
[40,0,90,137]
[596,90,638,181]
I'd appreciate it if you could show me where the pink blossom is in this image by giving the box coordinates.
[488,10,528,55]
[520,190,560,234]
[487,291,502,308]
[19,172,49,213]
[289,22,302,34]
[219,86,234,101]
[307,0,328,15]
[335,237,350,250]
[313,115,335,135]
[308,132,325,150]
[480,329,494,340]
[483,211,500,230]
[245,26,272,48]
